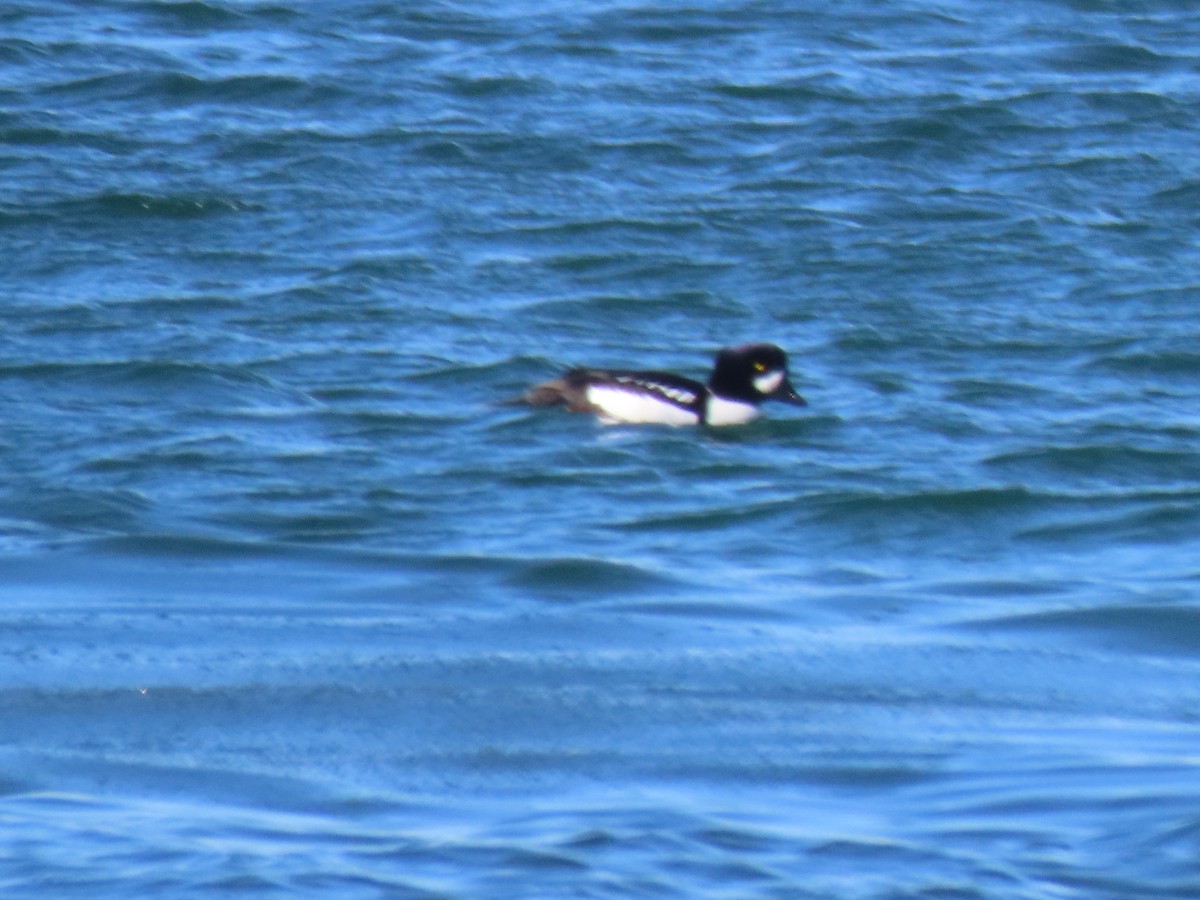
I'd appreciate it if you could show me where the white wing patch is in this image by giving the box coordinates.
[586,383,699,426]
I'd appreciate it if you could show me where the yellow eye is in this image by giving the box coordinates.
[753,361,767,372]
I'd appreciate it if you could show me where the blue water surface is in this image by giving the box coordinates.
[3,1,1200,897]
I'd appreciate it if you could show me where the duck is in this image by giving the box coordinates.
[521,343,806,426]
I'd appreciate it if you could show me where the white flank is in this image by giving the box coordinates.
[706,395,762,426]
[586,384,698,426]
[753,370,784,395]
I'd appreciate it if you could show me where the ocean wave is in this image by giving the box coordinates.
[0,358,298,401]
[441,73,547,99]
[965,604,1200,657]
[1088,348,1200,379]
[50,191,253,219]
[40,69,335,108]
[610,497,798,533]
[504,556,686,600]
[1017,499,1200,548]
[810,486,1045,521]
[1046,40,1181,74]
[985,444,1200,485]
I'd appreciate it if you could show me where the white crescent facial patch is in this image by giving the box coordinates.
[753,370,784,394]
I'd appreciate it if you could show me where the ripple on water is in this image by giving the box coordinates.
[985,444,1200,487]
[1016,498,1200,548]
[966,603,1200,658]
[56,191,254,219]
[504,555,686,601]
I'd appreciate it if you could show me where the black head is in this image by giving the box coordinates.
[708,343,807,406]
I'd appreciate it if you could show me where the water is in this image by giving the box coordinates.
[3,0,1200,896]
